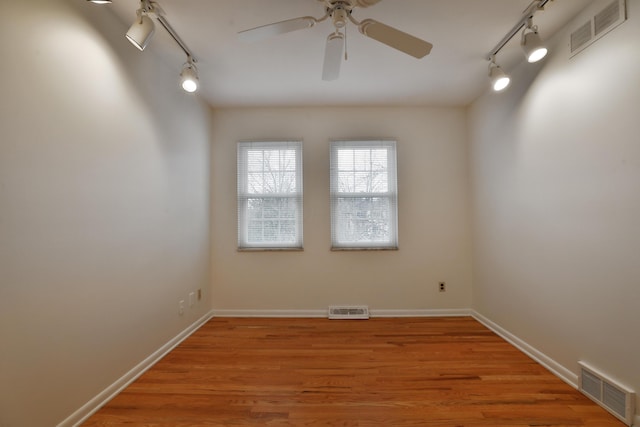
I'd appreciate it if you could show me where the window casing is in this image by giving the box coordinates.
[237,141,303,249]
[330,140,398,249]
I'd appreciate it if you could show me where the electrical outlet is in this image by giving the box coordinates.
[439,282,446,292]
[197,289,202,301]
[189,292,195,307]
[178,300,185,315]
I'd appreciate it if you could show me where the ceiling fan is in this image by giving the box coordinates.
[238,0,433,81]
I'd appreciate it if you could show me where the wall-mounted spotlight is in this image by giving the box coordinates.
[180,58,199,93]
[521,18,547,63]
[489,57,511,92]
[126,3,155,51]
[87,0,112,4]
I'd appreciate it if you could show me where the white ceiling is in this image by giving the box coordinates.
[104,0,589,108]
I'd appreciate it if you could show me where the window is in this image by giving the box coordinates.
[237,141,303,249]
[330,140,398,249]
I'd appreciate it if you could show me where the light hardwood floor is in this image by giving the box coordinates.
[83,317,624,426]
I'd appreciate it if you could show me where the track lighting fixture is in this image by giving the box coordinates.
[486,0,552,92]
[89,0,202,91]
[521,18,547,63]
[180,59,199,93]
[488,57,510,92]
[126,3,155,51]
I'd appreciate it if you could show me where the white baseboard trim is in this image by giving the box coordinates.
[212,308,473,318]
[58,310,214,427]
[371,308,472,317]
[212,309,327,318]
[471,310,578,388]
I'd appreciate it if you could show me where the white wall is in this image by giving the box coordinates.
[0,1,211,425]
[210,107,472,313]
[469,0,640,418]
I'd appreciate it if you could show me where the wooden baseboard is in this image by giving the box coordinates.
[58,311,214,427]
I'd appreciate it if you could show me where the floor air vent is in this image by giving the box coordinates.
[578,361,635,425]
[328,305,369,320]
[570,0,626,57]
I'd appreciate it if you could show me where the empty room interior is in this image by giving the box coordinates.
[1,0,639,426]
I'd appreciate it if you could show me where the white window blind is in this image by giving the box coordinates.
[237,141,303,249]
[330,140,398,249]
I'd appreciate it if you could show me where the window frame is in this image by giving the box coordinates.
[237,140,303,250]
[329,139,399,250]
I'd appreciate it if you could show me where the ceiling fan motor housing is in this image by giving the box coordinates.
[332,5,348,28]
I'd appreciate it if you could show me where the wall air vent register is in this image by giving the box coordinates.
[578,361,635,425]
[570,0,627,56]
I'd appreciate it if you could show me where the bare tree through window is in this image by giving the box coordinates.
[238,142,303,249]
[331,141,398,249]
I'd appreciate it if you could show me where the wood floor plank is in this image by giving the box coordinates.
[82,317,624,426]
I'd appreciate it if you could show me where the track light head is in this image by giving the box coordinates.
[180,60,199,93]
[521,20,547,63]
[92,0,199,90]
[126,10,155,51]
[488,60,510,92]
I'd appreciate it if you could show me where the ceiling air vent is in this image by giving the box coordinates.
[570,0,626,58]
[578,361,636,426]
[328,305,369,319]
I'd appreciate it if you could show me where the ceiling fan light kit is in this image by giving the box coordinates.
[331,5,349,28]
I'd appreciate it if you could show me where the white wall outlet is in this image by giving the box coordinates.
[189,292,195,307]
[178,300,185,315]
[439,282,446,292]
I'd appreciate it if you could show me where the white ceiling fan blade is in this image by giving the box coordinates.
[351,0,383,7]
[238,16,317,42]
[358,19,433,58]
[322,32,344,81]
